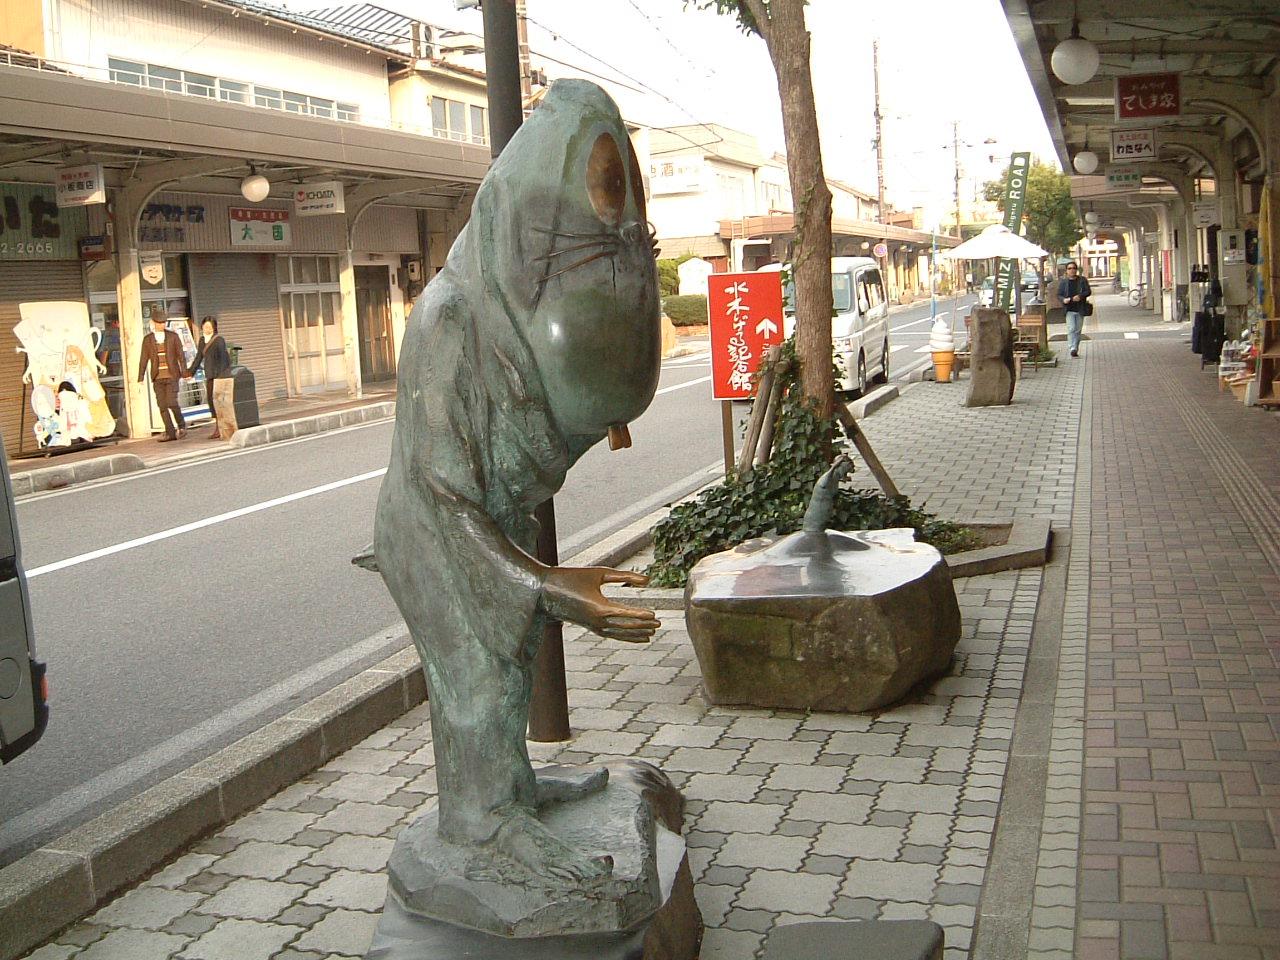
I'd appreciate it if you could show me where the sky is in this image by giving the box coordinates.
[319,0,1059,228]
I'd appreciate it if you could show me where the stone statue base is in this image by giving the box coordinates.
[366,761,701,960]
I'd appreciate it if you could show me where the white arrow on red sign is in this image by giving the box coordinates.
[755,317,778,337]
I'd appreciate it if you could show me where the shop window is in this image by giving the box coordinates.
[432,97,483,143]
[184,72,215,98]
[337,102,360,123]
[147,64,182,93]
[255,86,284,110]
[448,101,466,142]
[219,79,249,104]
[283,91,309,114]
[310,97,335,120]
[470,104,486,144]
[108,57,145,85]
[431,98,448,138]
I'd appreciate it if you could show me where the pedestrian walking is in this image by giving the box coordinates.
[187,317,233,439]
[1058,261,1092,358]
[136,304,187,441]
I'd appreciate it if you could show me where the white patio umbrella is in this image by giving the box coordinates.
[941,223,1049,261]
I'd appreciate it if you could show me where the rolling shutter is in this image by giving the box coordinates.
[188,253,289,402]
[0,262,86,460]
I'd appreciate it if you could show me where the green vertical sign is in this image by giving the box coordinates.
[995,152,1031,312]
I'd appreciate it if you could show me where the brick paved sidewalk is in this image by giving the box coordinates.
[17,323,1279,960]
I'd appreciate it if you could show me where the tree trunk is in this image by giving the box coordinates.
[759,0,834,416]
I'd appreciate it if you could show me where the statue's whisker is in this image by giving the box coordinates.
[539,249,616,285]
[534,239,618,263]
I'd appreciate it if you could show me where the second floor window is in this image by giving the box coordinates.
[431,97,486,144]
[108,57,359,123]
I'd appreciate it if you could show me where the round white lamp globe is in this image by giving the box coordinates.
[240,174,270,203]
[1072,151,1099,175]
[1051,34,1100,85]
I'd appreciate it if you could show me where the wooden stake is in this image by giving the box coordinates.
[755,357,790,466]
[835,404,901,499]
[720,400,735,475]
[737,346,780,474]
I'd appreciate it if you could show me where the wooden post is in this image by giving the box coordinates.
[737,346,779,474]
[835,404,901,499]
[755,357,790,466]
[720,400,735,474]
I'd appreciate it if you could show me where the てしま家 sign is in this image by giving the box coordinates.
[1115,74,1180,121]
[707,271,784,400]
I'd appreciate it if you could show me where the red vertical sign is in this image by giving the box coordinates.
[707,271,784,400]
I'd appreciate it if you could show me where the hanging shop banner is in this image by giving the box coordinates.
[1106,166,1143,191]
[229,207,291,246]
[1111,128,1157,163]
[707,270,784,400]
[1193,200,1219,228]
[1115,73,1180,121]
[649,156,705,196]
[293,181,345,216]
[54,163,106,207]
[0,182,87,260]
[139,250,165,285]
[16,300,116,448]
[995,151,1031,312]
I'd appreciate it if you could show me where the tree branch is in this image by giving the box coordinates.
[740,0,771,43]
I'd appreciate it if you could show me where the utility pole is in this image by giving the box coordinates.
[872,41,892,297]
[952,120,963,240]
[482,0,570,743]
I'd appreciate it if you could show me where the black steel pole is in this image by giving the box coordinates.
[481,0,570,743]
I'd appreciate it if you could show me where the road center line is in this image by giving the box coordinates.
[27,468,387,579]
[656,375,712,396]
[893,310,950,332]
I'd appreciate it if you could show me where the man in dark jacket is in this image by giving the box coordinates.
[136,304,187,441]
[1057,262,1091,358]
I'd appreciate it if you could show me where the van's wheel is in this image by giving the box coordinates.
[855,352,867,398]
[876,340,889,383]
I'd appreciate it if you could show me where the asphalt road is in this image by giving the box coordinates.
[0,297,967,864]
[0,349,738,866]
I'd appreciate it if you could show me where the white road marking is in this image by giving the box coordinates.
[27,468,387,579]
[655,375,712,396]
[1124,331,1140,340]
[890,344,912,353]
[892,310,950,332]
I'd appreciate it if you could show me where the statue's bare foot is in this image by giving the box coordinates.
[536,765,609,806]
[493,808,614,885]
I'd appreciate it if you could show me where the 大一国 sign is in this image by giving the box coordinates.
[707,271,784,400]
[1111,128,1157,163]
[54,163,106,207]
[294,181,345,217]
[1115,74,1180,121]
[1106,166,1143,191]
[229,207,291,246]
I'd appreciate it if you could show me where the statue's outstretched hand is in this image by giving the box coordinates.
[541,567,659,643]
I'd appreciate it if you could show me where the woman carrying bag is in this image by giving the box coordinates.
[188,317,233,438]
[1057,262,1092,358]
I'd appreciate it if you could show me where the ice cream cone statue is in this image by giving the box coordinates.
[929,318,956,382]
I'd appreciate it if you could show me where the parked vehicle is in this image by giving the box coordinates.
[763,257,890,395]
[977,276,995,307]
[0,437,48,766]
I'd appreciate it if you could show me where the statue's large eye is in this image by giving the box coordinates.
[587,133,626,227]
[626,139,647,223]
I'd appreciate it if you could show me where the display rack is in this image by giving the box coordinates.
[1257,317,1280,407]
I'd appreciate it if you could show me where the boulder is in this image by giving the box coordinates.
[685,526,961,714]
[966,307,1016,406]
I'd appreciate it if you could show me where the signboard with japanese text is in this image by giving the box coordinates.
[54,164,106,207]
[229,207,291,246]
[0,182,87,260]
[649,156,705,196]
[1193,200,1219,228]
[293,181,345,216]
[1111,128,1157,163]
[1106,166,1143,191]
[1115,73,1180,121]
[707,271,784,400]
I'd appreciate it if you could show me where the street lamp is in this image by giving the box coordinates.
[1051,21,1100,85]
[239,166,270,203]
[1072,151,1099,175]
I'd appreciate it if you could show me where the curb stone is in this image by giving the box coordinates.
[0,495,679,960]
[847,384,899,418]
[230,401,395,448]
[10,454,145,497]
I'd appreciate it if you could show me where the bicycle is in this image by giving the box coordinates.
[1126,283,1146,307]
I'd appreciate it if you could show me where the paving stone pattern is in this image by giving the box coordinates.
[1077,339,1280,960]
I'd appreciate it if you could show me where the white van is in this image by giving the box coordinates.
[761,257,890,395]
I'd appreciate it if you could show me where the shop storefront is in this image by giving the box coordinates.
[0,181,94,460]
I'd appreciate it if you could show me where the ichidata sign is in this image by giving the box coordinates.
[707,271,784,400]
[293,181,345,216]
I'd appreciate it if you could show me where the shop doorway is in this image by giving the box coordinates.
[278,256,346,394]
[354,265,395,383]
